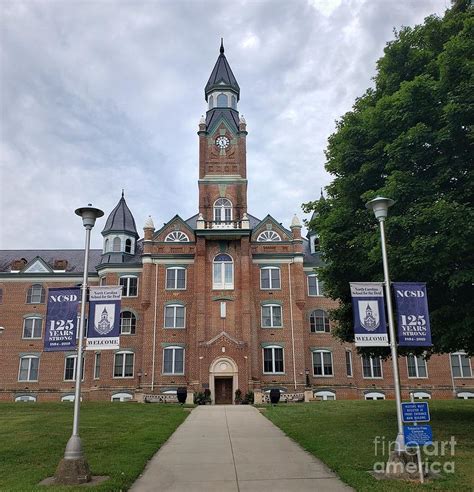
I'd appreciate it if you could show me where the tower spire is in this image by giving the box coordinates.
[220,38,224,54]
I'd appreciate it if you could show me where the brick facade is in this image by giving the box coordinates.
[1,45,473,404]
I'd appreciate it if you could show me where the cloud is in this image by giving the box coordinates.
[0,0,448,249]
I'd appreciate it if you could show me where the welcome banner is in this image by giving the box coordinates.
[44,287,80,351]
[393,282,432,346]
[350,282,389,346]
[86,286,121,350]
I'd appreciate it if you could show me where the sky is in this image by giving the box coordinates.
[0,0,449,250]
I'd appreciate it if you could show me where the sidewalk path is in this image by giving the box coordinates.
[130,405,352,491]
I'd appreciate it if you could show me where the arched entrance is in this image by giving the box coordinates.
[209,357,238,404]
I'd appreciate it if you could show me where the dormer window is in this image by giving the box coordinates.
[231,95,237,109]
[113,237,121,252]
[217,93,227,107]
[125,239,132,254]
[214,198,232,223]
[310,235,320,254]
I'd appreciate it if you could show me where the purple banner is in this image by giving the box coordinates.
[86,286,121,350]
[394,282,432,346]
[44,287,80,351]
[350,282,389,346]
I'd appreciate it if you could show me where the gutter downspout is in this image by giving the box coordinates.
[288,261,297,391]
[151,262,158,392]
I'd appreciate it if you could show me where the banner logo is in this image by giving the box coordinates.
[95,305,115,335]
[350,282,389,346]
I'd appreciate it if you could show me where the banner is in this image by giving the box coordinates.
[350,282,389,346]
[393,282,432,346]
[44,287,80,351]
[86,286,121,350]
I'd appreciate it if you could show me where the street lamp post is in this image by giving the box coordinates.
[55,204,103,485]
[366,197,405,454]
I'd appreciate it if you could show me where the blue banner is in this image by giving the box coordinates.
[44,287,80,351]
[404,425,433,446]
[393,282,432,346]
[402,402,430,423]
[350,282,389,346]
[86,286,121,350]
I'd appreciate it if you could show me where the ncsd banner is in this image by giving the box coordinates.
[393,282,432,346]
[86,286,121,350]
[44,287,80,351]
[350,282,389,346]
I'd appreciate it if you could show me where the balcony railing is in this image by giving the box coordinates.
[196,214,250,230]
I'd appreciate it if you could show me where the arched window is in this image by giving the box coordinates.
[113,237,121,252]
[365,392,385,401]
[26,284,45,304]
[111,392,133,402]
[263,345,284,374]
[217,93,227,107]
[457,392,474,400]
[163,346,185,375]
[309,310,330,333]
[114,351,134,378]
[22,316,43,339]
[104,238,109,252]
[412,391,431,400]
[125,239,132,254]
[166,267,186,289]
[120,311,137,335]
[260,267,281,290]
[257,231,281,242]
[261,304,282,328]
[231,95,237,109]
[213,254,233,290]
[312,350,333,376]
[164,304,186,328]
[208,95,214,109]
[165,231,189,242]
[18,356,39,381]
[308,274,324,296]
[214,198,232,223]
[61,394,82,402]
[15,395,36,402]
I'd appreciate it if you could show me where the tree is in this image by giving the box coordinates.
[303,1,473,355]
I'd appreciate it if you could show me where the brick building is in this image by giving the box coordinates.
[1,43,473,404]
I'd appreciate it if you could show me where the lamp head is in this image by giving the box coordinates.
[75,204,104,228]
[365,196,395,221]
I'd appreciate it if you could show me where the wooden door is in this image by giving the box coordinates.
[215,377,233,404]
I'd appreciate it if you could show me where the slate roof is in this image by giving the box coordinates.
[206,107,240,134]
[102,194,138,238]
[302,238,323,267]
[99,240,143,266]
[0,250,103,274]
[205,40,240,100]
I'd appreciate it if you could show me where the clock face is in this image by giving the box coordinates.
[215,136,230,149]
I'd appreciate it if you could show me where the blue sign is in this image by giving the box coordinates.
[44,287,80,351]
[404,425,433,446]
[393,282,432,346]
[402,402,430,423]
[350,282,389,346]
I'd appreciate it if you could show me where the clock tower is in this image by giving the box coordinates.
[198,39,248,225]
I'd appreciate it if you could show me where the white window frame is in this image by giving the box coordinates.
[165,231,189,242]
[119,275,138,297]
[22,316,43,339]
[213,254,234,290]
[114,351,134,378]
[406,354,428,378]
[346,350,353,377]
[260,266,281,290]
[307,274,323,296]
[450,352,472,378]
[314,390,336,401]
[163,346,185,375]
[262,345,285,374]
[312,350,334,377]
[26,284,45,304]
[309,309,330,333]
[18,356,39,382]
[365,392,386,400]
[61,394,82,402]
[166,267,187,290]
[412,391,431,400]
[257,230,282,242]
[261,304,282,328]
[213,198,233,223]
[15,395,37,402]
[64,355,84,381]
[111,392,133,402]
[94,353,101,379]
[457,391,474,400]
[362,355,383,379]
[120,310,137,335]
[164,304,186,329]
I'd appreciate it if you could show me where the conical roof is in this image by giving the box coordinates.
[205,39,240,101]
[102,192,138,238]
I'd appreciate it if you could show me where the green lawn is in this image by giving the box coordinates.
[0,402,189,491]
[264,400,474,491]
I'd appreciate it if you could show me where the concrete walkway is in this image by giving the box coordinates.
[131,405,352,491]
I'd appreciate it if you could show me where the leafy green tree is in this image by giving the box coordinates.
[303,0,473,355]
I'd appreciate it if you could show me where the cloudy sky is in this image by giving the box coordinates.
[0,0,448,250]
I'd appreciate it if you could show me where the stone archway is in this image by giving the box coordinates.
[209,357,238,404]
